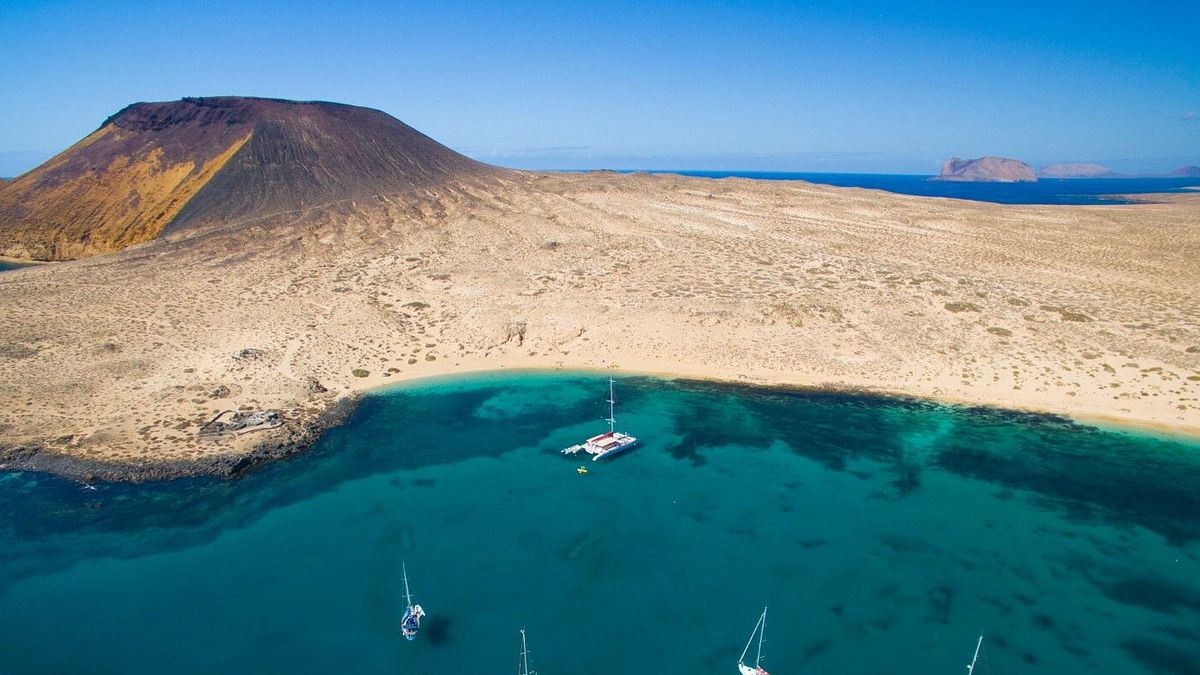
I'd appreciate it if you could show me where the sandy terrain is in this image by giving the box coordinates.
[1,171,1198,479]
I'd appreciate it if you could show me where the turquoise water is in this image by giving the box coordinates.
[2,372,1199,674]
[645,171,1200,205]
[0,260,35,272]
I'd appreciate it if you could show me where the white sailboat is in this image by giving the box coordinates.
[401,563,425,641]
[966,633,984,674]
[737,606,770,675]
[560,377,640,461]
[517,629,537,675]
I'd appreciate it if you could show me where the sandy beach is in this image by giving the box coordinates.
[1,171,1198,480]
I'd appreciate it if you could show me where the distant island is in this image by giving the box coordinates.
[936,157,1200,182]
[1038,163,1115,179]
[936,156,1037,182]
[1038,163,1200,179]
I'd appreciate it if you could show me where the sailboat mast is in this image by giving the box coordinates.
[607,377,616,433]
[402,562,413,607]
[519,629,530,675]
[739,609,765,665]
[966,634,984,675]
[756,606,767,667]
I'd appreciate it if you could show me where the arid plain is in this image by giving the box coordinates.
[2,169,1199,479]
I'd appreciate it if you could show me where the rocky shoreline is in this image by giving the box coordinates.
[0,395,361,483]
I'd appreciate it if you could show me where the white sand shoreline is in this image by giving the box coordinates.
[363,361,1200,440]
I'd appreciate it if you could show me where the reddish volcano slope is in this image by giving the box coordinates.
[0,97,497,260]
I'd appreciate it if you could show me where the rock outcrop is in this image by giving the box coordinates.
[936,156,1037,182]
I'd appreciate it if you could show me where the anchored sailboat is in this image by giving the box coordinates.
[561,377,640,461]
[737,606,770,675]
[966,633,984,674]
[400,563,425,641]
[517,629,537,675]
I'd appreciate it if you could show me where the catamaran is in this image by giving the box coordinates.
[517,629,537,675]
[737,606,770,675]
[966,633,985,674]
[561,377,640,461]
[401,563,425,641]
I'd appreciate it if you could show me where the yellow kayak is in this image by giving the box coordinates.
[576,466,588,475]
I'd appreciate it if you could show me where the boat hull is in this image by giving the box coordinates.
[402,604,423,640]
[593,438,641,461]
[561,431,641,461]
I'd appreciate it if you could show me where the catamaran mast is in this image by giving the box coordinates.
[966,634,984,675]
[607,377,616,433]
[402,562,413,607]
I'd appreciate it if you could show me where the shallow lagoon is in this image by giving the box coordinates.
[1,372,1198,674]
[0,260,36,272]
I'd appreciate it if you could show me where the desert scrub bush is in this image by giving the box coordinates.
[944,302,980,313]
[1040,305,1092,322]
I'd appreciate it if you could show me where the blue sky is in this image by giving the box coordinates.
[0,0,1197,175]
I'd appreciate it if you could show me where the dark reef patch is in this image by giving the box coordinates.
[1099,577,1200,615]
[1122,638,1200,675]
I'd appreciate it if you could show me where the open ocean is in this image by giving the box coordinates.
[646,171,1200,205]
[1,372,1198,674]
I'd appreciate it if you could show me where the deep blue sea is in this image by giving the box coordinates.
[2,372,1199,674]
[645,171,1200,205]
